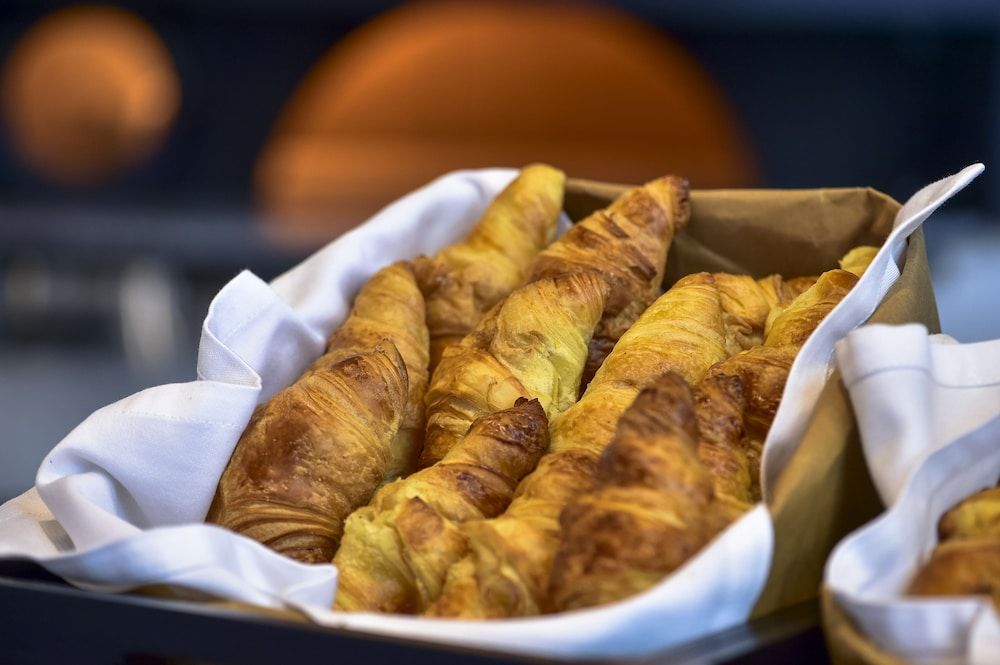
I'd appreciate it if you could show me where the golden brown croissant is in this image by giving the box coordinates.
[839,245,879,276]
[704,247,877,497]
[419,271,607,468]
[208,343,408,563]
[694,373,754,508]
[715,273,816,353]
[427,272,733,618]
[333,398,548,613]
[719,250,877,427]
[711,288,857,501]
[530,176,690,389]
[938,487,1000,541]
[763,268,861,349]
[910,486,1000,609]
[752,273,818,344]
[306,261,429,481]
[549,372,731,611]
[415,164,564,372]
[909,540,1000,609]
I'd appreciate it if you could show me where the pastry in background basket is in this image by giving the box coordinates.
[208,259,429,563]
[415,163,565,373]
[333,398,548,614]
[909,485,1000,608]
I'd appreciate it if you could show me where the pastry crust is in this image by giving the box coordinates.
[416,164,564,373]
[549,373,729,611]
[427,272,733,618]
[306,261,429,481]
[334,398,548,613]
[910,487,1000,608]
[531,175,691,389]
[208,343,408,563]
[420,271,607,468]
[695,373,753,506]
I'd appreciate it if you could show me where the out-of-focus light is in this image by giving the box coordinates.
[256,0,756,237]
[1,5,180,186]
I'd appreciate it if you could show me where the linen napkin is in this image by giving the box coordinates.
[827,324,1000,664]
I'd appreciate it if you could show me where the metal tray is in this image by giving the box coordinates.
[0,561,828,665]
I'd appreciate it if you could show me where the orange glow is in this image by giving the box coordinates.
[257,0,757,236]
[2,5,180,186]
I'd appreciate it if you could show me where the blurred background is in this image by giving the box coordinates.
[1,0,998,501]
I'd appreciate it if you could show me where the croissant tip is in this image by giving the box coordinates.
[702,372,745,400]
[521,162,566,178]
[640,174,691,230]
[372,338,404,360]
[513,396,543,410]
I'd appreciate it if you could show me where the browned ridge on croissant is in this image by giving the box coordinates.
[415,164,565,374]
[208,342,408,564]
[549,372,732,612]
[419,270,607,468]
[530,175,690,391]
[306,261,429,482]
[694,373,755,509]
[333,398,549,614]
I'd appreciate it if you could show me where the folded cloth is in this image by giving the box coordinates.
[760,164,984,500]
[0,168,528,610]
[0,165,983,659]
[827,323,1000,664]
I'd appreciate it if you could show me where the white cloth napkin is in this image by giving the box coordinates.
[827,323,1000,664]
[761,164,985,500]
[0,165,982,659]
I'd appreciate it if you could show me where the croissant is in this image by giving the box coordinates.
[694,373,754,509]
[761,280,818,341]
[207,343,408,563]
[333,398,548,614]
[419,271,607,468]
[530,176,690,389]
[427,272,733,618]
[705,246,877,497]
[716,273,815,353]
[306,261,429,481]
[719,247,878,428]
[910,486,1000,609]
[763,268,861,349]
[549,372,730,611]
[415,164,564,372]
[839,245,879,276]
[937,487,1000,541]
